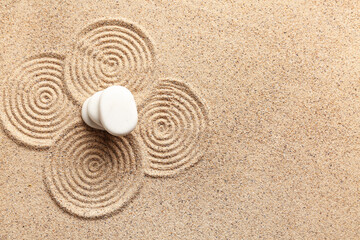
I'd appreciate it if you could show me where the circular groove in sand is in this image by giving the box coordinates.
[0,53,74,148]
[65,19,156,104]
[44,123,143,218]
[139,79,208,177]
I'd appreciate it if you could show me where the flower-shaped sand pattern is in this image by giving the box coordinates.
[0,18,209,218]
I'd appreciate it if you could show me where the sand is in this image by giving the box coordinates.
[1,0,360,239]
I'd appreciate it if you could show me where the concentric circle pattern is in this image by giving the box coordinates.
[0,53,74,148]
[44,123,143,218]
[139,79,209,177]
[65,19,156,104]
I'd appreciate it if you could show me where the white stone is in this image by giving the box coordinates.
[81,97,104,130]
[87,91,103,126]
[99,86,138,136]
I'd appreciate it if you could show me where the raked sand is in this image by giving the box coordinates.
[1,0,360,239]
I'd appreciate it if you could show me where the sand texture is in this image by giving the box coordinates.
[1,0,360,239]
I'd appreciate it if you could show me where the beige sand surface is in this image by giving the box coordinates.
[1,0,360,239]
